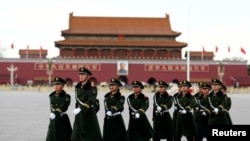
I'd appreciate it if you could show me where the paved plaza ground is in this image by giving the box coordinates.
[0,88,249,141]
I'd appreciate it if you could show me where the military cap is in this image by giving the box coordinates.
[198,82,204,88]
[220,84,227,91]
[53,77,66,85]
[131,80,144,89]
[79,67,92,75]
[177,81,182,87]
[202,83,211,89]
[181,80,192,87]
[158,80,169,87]
[211,78,222,85]
[109,78,122,86]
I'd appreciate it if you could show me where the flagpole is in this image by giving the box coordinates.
[201,49,203,61]
[187,1,190,81]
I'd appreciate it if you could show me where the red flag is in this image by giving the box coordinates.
[11,43,14,49]
[228,46,230,53]
[202,46,206,53]
[40,46,43,52]
[26,45,29,51]
[215,46,218,53]
[240,47,246,54]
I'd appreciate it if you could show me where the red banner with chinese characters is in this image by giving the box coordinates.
[145,64,209,72]
[34,63,101,71]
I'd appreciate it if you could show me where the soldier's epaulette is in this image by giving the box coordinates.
[138,93,145,99]
[173,93,179,97]
[208,92,213,97]
[155,92,160,96]
[49,91,56,97]
[128,94,134,99]
[177,93,183,98]
[75,82,82,88]
[59,90,66,97]
[104,92,111,97]
[163,92,169,97]
[114,91,121,98]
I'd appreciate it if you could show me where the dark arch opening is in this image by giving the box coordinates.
[148,77,157,85]
[89,77,98,86]
[118,76,128,85]
[65,78,73,86]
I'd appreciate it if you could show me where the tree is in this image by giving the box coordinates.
[0,48,7,58]
[222,56,245,61]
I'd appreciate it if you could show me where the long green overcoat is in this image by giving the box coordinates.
[152,92,175,140]
[46,90,72,141]
[71,80,102,141]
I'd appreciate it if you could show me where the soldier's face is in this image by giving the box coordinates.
[110,84,119,92]
[133,86,141,94]
[178,86,182,92]
[182,85,189,92]
[54,84,63,92]
[199,87,203,93]
[158,86,166,93]
[212,84,220,91]
[79,74,88,82]
[202,88,209,95]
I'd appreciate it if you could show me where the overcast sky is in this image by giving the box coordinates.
[0,0,249,63]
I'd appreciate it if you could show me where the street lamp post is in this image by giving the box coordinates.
[46,58,53,86]
[218,61,224,82]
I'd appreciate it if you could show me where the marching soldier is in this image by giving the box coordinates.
[103,78,128,141]
[208,78,229,125]
[194,82,204,121]
[175,80,197,141]
[71,67,102,141]
[127,80,153,141]
[172,81,182,130]
[220,84,233,125]
[91,81,100,113]
[46,77,72,141]
[152,81,175,141]
[196,83,211,141]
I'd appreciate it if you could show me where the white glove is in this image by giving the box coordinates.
[106,111,112,116]
[135,113,140,119]
[202,112,206,116]
[181,110,187,114]
[213,108,219,113]
[156,106,162,112]
[73,108,81,115]
[50,113,56,120]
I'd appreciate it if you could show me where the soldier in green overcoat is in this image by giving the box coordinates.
[103,78,128,141]
[46,77,72,141]
[220,84,233,125]
[71,67,102,141]
[175,80,197,141]
[196,83,211,141]
[152,81,175,141]
[208,79,229,125]
[172,81,183,141]
[194,82,204,122]
[127,80,153,141]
